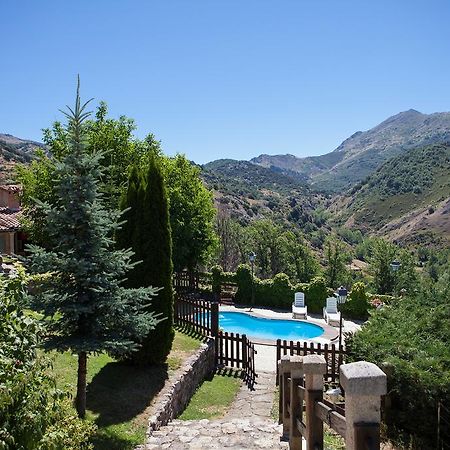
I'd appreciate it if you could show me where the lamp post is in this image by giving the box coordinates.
[390,259,401,296]
[249,252,256,311]
[336,286,347,355]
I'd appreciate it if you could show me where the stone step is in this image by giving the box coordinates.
[143,417,290,449]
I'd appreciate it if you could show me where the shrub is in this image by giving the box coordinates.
[211,265,223,295]
[234,264,253,304]
[341,282,370,319]
[0,267,95,449]
[347,276,450,448]
[303,276,328,313]
[254,273,293,308]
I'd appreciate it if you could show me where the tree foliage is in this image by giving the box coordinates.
[324,237,349,289]
[162,154,217,271]
[347,273,450,448]
[117,157,174,364]
[369,238,418,295]
[16,102,141,244]
[0,266,95,449]
[26,81,161,417]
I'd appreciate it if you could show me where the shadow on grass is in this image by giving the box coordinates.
[174,324,209,342]
[90,431,140,450]
[86,360,169,427]
[213,366,244,379]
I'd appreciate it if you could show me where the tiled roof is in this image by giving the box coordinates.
[0,207,21,231]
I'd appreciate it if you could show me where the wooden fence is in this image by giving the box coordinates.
[173,271,200,292]
[216,331,257,388]
[276,339,346,384]
[279,354,386,450]
[174,294,257,388]
[174,294,218,337]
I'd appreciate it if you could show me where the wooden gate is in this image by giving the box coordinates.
[174,293,258,389]
[216,331,257,389]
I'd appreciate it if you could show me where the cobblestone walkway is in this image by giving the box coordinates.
[141,371,290,449]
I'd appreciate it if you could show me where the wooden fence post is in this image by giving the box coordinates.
[289,355,304,450]
[340,361,387,450]
[303,354,326,450]
[278,354,297,433]
[211,301,219,338]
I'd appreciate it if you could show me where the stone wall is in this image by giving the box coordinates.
[145,338,215,434]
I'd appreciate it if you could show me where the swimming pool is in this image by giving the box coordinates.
[219,311,324,341]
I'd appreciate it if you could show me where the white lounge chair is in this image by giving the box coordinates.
[323,297,341,327]
[292,292,307,319]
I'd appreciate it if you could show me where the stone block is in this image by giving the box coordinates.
[340,361,387,396]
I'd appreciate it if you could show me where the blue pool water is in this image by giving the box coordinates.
[219,311,324,341]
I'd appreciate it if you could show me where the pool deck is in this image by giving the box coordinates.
[219,304,362,372]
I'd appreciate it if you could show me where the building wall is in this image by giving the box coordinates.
[0,232,15,254]
[0,189,20,209]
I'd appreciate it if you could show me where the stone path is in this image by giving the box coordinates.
[141,371,291,449]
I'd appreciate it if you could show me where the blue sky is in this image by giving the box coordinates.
[2,1,450,163]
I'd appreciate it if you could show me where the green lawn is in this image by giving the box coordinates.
[49,331,201,450]
[179,371,241,420]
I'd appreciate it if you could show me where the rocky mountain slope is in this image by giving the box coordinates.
[0,134,44,183]
[252,109,450,193]
[201,159,326,228]
[333,143,450,244]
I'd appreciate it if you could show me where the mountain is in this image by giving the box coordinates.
[334,143,450,244]
[201,159,326,227]
[252,110,450,193]
[0,134,44,183]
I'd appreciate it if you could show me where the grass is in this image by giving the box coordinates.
[178,370,242,420]
[324,424,345,450]
[270,385,279,421]
[49,331,201,450]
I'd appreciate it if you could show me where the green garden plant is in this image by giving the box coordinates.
[27,80,161,418]
[117,156,174,365]
[0,266,95,449]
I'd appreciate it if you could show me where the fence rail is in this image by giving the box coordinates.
[174,293,218,337]
[276,339,345,383]
[279,355,386,450]
[174,293,257,388]
[216,331,257,388]
[173,271,200,292]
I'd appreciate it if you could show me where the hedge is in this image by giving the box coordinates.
[204,266,390,318]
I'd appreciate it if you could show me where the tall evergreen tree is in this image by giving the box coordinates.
[118,157,174,364]
[27,79,161,418]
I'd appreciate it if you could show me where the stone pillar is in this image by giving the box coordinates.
[340,361,387,450]
[289,355,304,450]
[303,355,326,450]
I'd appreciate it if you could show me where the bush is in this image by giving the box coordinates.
[254,273,292,308]
[302,276,328,313]
[341,282,370,319]
[211,265,223,295]
[234,268,329,312]
[347,276,450,448]
[0,267,95,449]
[234,264,253,304]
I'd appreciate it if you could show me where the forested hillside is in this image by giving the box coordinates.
[253,109,450,192]
[335,143,450,243]
[201,159,327,229]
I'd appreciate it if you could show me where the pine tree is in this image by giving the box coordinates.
[118,157,174,364]
[27,79,161,418]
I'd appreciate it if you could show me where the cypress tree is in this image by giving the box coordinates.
[27,79,161,418]
[119,156,174,364]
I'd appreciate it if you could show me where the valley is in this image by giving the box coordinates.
[2,109,450,246]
